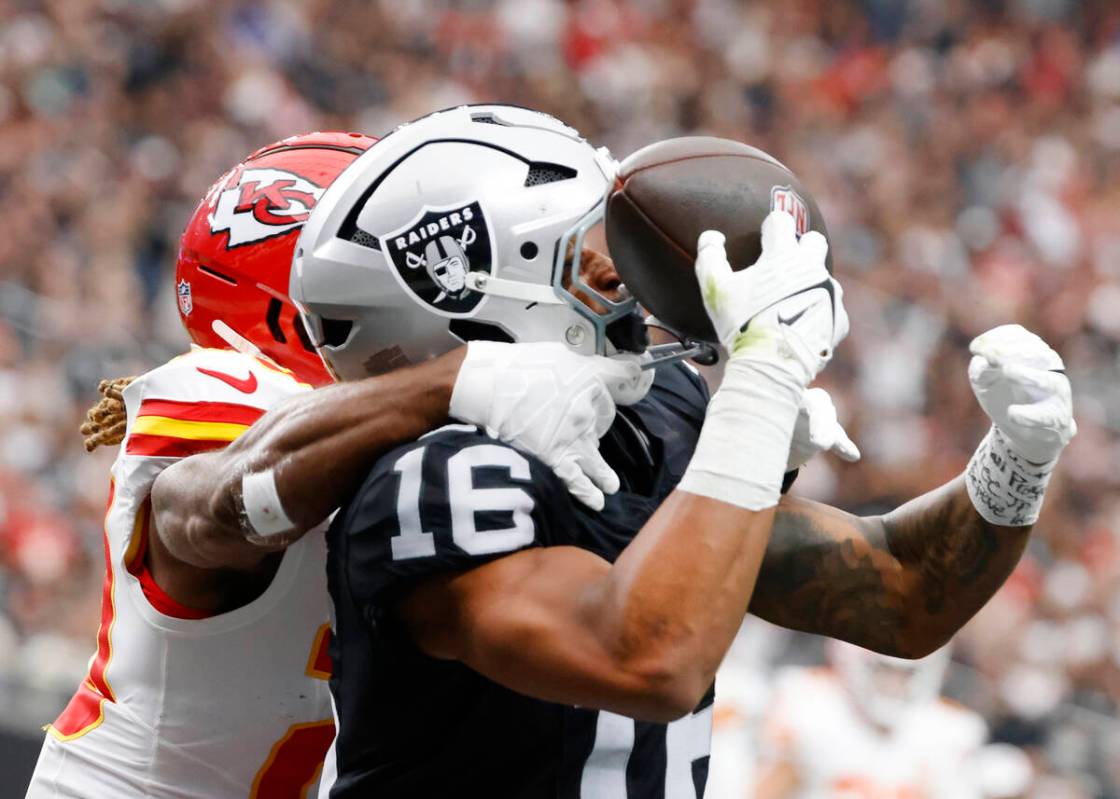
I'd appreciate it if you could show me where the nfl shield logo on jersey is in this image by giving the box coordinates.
[380,202,494,316]
[770,186,810,237]
[177,279,193,316]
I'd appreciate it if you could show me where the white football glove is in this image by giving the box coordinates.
[681,211,850,511]
[695,211,848,389]
[788,387,861,471]
[964,324,1075,526]
[450,341,651,511]
[969,324,1076,464]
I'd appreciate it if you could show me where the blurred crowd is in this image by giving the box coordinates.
[1,0,1118,795]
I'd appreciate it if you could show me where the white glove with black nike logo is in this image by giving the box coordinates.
[680,210,849,510]
[695,211,848,388]
[451,341,651,511]
[964,324,1075,526]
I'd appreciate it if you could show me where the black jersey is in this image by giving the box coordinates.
[326,363,711,799]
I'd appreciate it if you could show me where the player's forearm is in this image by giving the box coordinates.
[251,353,463,530]
[154,350,464,566]
[589,491,777,716]
[877,476,1030,652]
[749,480,1029,658]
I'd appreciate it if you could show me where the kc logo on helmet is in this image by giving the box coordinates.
[770,185,811,237]
[378,202,494,317]
[208,167,324,248]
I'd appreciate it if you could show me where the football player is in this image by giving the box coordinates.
[289,106,1075,798]
[751,642,1032,799]
[25,132,648,798]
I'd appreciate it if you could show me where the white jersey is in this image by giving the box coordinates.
[27,348,335,799]
[759,667,987,799]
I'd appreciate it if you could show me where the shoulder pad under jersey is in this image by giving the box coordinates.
[118,347,311,460]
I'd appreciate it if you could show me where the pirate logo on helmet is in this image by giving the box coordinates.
[379,202,493,316]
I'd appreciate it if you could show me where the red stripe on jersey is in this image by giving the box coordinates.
[88,487,117,703]
[125,502,215,620]
[250,720,335,799]
[125,434,231,458]
[137,568,214,620]
[306,624,332,680]
[137,398,266,426]
[50,481,118,739]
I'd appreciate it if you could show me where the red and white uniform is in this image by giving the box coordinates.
[757,667,987,799]
[26,348,335,799]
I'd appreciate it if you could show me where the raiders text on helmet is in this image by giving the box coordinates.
[290,105,636,381]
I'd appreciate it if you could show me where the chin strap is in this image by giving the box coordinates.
[640,317,719,371]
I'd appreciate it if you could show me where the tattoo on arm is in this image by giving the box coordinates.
[749,477,1030,657]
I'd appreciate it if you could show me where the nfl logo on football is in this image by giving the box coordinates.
[770,185,810,237]
[177,279,193,316]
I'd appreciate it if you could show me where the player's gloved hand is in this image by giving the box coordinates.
[681,211,850,511]
[695,211,848,389]
[969,325,1076,463]
[965,324,1075,526]
[451,341,650,511]
[787,387,861,471]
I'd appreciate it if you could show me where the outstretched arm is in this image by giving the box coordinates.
[151,351,464,571]
[750,483,1024,658]
[152,343,642,571]
[752,324,1076,657]
[394,214,847,721]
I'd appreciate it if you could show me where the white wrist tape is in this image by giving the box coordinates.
[449,340,503,427]
[678,358,801,510]
[241,469,296,537]
[965,426,1056,526]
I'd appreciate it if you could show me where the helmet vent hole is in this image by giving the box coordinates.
[349,229,381,250]
[524,163,577,187]
[520,242,539,260]
[293,313,317,353]
[320,317,355,348]
[470,113,509,126]
[198,265,238,285]
[449,319,515,345]
[266,299,286,343]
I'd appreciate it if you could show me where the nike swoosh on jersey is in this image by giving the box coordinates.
[196,367,258,394]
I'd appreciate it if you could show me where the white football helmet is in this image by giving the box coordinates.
[289,105,641,380]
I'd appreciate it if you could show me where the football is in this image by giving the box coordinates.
[605,136,830,344]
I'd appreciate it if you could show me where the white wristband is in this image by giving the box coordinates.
[678,358,801,510]
[241,469,296,537]
[965,426,1055,526]
[449,341,504,427]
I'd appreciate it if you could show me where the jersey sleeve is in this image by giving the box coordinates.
[332,425,580,610]
[120,347,309,460]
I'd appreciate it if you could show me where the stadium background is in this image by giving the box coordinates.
[0,0,1118,795]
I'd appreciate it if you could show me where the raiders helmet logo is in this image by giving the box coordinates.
[208,167,324,248]
[379,202,494,316]
[770,185,810,237]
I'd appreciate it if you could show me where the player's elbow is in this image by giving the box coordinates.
[619,656,711,723]
[637,679,708,723]
[857,624,952,661]
[895,627,955,660]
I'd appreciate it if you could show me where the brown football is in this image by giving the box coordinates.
[606,136,830,344]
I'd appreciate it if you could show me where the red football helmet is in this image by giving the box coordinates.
[175,131,376,386]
